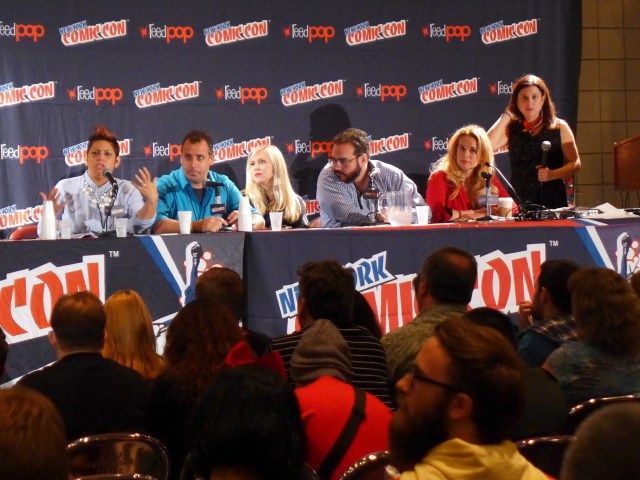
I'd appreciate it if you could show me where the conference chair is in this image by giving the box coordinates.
[564,393,640,434]
[67,432,169,480]
[8,224,38,240]
[337,451,398,480]
[515,435,574,478]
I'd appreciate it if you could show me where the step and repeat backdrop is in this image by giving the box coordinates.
[0,0,581,234]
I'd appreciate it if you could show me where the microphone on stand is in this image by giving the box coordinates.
[485,162,525,219]
[205,180,226,216]
[103,168,118,231]
[363,166,381,223]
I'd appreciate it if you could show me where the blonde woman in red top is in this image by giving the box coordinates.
[426,124,512,223]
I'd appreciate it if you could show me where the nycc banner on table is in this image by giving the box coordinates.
[245,219,640,338]
[0,0,581,234]
[0,233,244,383]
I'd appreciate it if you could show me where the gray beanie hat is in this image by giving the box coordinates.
[291,319,352,386]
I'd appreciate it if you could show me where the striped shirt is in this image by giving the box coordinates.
[317,160,426,228]
[272,323,393,408]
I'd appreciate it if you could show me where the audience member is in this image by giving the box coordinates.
[148,299,253,479]
[464,307,569,440]
[272,259,392,407]
[544,268,640,405]
[195,266,272,357]
[517,259,580,367]
[427,124,512,223]
[292,320,392,480]
[189,364,305,480]
[245,145,309,228]
[561,403,640,480]
[19,291,149,441]
[40,125,157,236]
[382,247,477,384]
[352,291,383,339]
[103,289,164,379]
[0,387,69,480]
[153,129,264,233]
[316,127,425,227]
[390,316,547,480]
[487,74,581,209]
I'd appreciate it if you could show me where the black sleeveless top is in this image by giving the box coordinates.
[508,124,567,209]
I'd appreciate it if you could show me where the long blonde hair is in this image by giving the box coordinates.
[245,145,302,224]
[431,124,498,206]
[103,290,164,379]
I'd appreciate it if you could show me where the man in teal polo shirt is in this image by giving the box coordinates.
[153,130,264,233]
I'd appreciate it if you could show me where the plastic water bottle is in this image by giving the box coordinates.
[41,200,57,240]
[238,194,252,232]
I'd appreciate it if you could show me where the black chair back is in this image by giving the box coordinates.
[337,451,397,480]
[515,435,574,477]
[67,433,169,480]
[564,394,640,433]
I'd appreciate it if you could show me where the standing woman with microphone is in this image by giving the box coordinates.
[39,125,157,236]
[487,74,581,209]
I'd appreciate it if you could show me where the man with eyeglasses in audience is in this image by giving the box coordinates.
[390,316,548,480]
[316,127,425,227]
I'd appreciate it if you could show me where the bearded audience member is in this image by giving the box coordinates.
[390,316,548,480]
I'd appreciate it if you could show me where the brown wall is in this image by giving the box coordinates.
[577,0,640,207]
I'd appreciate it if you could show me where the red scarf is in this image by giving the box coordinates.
[522,113,543,134]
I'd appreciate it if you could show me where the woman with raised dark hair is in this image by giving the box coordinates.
[39,124,157,236]
[487,74,581,209]
[544,268,640,405]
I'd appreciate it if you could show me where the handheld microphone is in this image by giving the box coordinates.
[369,166,381,179]
[205,181,225,189]
[540,140,551,168]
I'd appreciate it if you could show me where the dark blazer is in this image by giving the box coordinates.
[19,352,149,441]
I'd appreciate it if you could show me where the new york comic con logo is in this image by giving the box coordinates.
[421,23,471,42]
[139,23,194,43]
[0,81,55,107]
[212,137,271,163]
[418,77,478,105]
[64,139,131,166]
[356,83,407,102]
[133,81,200,108]
[67,85,123,105]
[480,18,538,45]
[0,20,45,42]
[204,20,268,47]
[285,133,409,158]
[280,80,344,107]
[343,20,406,46]
[215,85,268,105]
[59,19,127,46]
[1,142,49,164]
[275,246,545,334]
[282,23,335,43]
[0,255,105,342]
[0,204,42,231]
